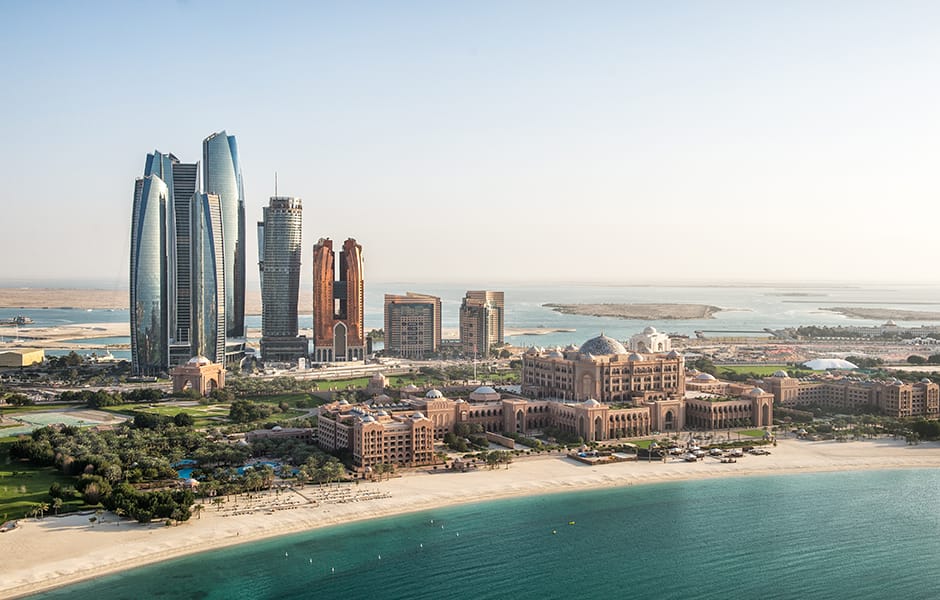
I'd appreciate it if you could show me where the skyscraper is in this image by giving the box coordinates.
[384,292,442,359]
[131,138,235,375]
[167,160,199,365]
[203,131,246,339]
[191,193,226,363]
[258,197,306,361]
[312,238,365,362]
[459,290,505,357]
[130,156,170,375]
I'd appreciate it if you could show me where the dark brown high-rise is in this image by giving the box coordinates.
[312,238,365,362]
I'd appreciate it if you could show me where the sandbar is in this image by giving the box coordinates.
[4,437,940,599]
[544,303,723,320]
[822,307,940,321]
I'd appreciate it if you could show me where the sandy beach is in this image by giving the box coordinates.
[4,437,940,598]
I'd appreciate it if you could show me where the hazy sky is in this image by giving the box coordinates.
[2,1,939,289]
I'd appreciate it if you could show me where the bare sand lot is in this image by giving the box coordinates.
[0,289,128,310]
[544,303,724,320]
[0,322,130,349]
[4,438,940,599]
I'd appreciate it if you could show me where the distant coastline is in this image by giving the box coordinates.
[0,288,273,315]
[543,302,724,320]
[822,307,940,321]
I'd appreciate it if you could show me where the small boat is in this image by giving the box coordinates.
[568,521,575,525]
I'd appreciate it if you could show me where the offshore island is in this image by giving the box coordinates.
[543,302,725,320]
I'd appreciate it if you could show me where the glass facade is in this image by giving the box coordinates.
[260,197,303,338]
[203,131,245,339]
[130,167,169,375]
[191,193,226,363]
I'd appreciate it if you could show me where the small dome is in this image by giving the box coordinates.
[695,373,717,381]
[374,394,391,402]
[921,378,932,383]
[426,389,444,399]
[747,387,765,397]
[547,350,564,359]
[411,411,426,420]
[579,334,627,356]
[628,353,644,362]
[474,386,497,395]
[338,399,349,405]
[272,425,283,431]
[643,326,657,334]
[376,410,388,416]
[564,344,578,352]
[455,398,466,404]
[187,356,211,365]
[526,347,539,356]
[402,384,420,392]
[583,399,601,407]
[773,370,789,378]
[361,415,376,423]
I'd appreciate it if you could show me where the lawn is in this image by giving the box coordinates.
[715,365,790,376]
[0,447,88,520]
[242,393,322,408]
[99,403,230,428]
[311,377,371,390]
[736,429,768,438]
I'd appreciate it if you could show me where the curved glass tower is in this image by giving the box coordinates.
[192,193,226,362]
[203,131,245,339]
[130,153,171,375]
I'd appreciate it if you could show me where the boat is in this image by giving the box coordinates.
[0,315,33,326]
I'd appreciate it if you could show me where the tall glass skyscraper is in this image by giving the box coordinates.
[191,193,226,362]
[203,131,246,339]
[168,160,199,365]
[258,197,306,361]
[130,153,171,375]
[131,138,236,375]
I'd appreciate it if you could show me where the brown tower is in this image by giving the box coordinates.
[312,238,365,362]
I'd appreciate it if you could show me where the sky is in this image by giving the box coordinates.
[2,0,940,289]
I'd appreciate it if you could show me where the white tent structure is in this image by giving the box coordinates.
[802,358,859,370]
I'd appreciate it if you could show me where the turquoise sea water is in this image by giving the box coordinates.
[26,469,940,600]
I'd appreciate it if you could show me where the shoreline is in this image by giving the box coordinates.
[5,437,940,598]
[543,302,725,320]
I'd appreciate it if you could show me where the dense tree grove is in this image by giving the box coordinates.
[59,388,165,408]
[228,399,275,423]
[8,423,250,522]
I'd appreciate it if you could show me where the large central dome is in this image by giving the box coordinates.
[579,334,627,356]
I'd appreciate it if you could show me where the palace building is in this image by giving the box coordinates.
[758,371,939,418]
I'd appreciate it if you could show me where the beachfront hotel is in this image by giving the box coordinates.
[258,197,306,361]
[521,334,773,431]
[311,238,366,362]
[383,292,442,359]
[759,371,940,418]
[458,290,504,357]
[318,355,773,471]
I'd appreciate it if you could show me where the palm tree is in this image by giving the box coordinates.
[192,504,204,520]
[37,502,49,519]
[52,498,63,516]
